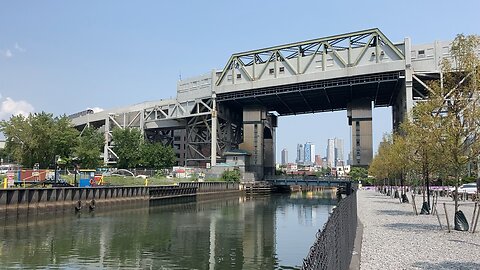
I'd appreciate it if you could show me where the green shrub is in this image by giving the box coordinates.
[221,169,241,182]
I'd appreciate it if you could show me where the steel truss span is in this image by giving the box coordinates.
[69,28,464,170]
[216,28,404,86]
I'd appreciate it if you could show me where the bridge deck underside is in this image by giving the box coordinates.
[218,71,403,115]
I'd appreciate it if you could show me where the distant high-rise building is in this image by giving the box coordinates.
[304,142,315,166]
[296,144,305,164]
[310,144,315,164]
[315,155,322,166]
[281,148,288,165]
[334,138,344,167]
[326,139,335,168]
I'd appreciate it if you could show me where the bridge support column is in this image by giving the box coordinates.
[393,37,414,130]
[239,106,276,180]
[263,114,276,178]
[347,99,372,167]
[211,94,218,166]
[103,115,110,165]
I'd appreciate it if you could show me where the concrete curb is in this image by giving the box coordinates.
[349,218,363,270]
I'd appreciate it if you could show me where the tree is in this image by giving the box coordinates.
[370,34,480,214]
[73,126,104,169]
[425,34,480,212]
[369,134,394,183]
[112,128,179,170]
[111,128,143,169]
[0,114,31,165]
[53,115,80,161]
[0,112,79,168]
[369,133,411,190]
[140,142,176,170]
[221,169,241,182]
[0,148,10,164]
[401,99,443,208]
[349,167,368,182]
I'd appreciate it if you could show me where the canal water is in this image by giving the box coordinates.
[0,191,336,269]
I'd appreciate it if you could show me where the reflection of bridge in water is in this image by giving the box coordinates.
[70,28,470,180]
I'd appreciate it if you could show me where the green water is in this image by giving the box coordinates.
[0,192,336,269]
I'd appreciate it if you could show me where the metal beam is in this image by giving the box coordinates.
[216,28,404,86]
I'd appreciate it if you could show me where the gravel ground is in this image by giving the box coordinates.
[357,189,480,270]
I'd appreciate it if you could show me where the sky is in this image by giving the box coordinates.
[1,0,479,162]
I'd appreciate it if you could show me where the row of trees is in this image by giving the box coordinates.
[111,128,176,169]
[369,34,480,212]
[0,113,176,170]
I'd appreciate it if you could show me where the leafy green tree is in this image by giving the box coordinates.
[0,148,10,164]
[140,142,176,169]
[73,126,104,169]
[349,167,368,181]
[221,169,241,182]
[0,112,79,168]
[111,127,143,169]
[401,99,443,205]
[53,115,80,161]
[389,133,417,197]
[432,34,480,212]
[315,167,330,177]
[111,128,178,169]
[1,114,30,165]
[369,134,394,182]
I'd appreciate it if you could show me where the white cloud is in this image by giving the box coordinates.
[4,49,13,58]
[0,97,34,120]
[1,43,26,59]
[90,107,104,113]
[14,43,25,52]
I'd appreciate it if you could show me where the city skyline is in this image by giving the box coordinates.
[290,138,345,166]
[295,142,316,166]
[276,108,389,165]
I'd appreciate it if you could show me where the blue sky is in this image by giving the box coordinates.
[1,1,479,161]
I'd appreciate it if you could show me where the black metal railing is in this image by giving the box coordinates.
[302,191,357,270]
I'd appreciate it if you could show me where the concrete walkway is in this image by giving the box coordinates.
[357,189,480,270]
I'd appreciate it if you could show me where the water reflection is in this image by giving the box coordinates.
[0,191,336,269]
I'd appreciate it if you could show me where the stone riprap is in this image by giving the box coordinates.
[358,189,480,270]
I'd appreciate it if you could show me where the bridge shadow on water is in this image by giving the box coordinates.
[411,261,480,270]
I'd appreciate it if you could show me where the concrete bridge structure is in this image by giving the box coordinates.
[70,28,463,180]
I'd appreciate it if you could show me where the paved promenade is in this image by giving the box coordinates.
[357,189,480,270]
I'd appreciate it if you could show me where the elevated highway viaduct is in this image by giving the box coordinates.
[71,28,472,180]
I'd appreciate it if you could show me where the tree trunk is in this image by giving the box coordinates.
[422,169,426,202]
[454,171,459,213]
[426,167,431,211]
[401,171,405,196]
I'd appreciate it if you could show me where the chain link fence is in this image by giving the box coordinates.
[302,191,358,270]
